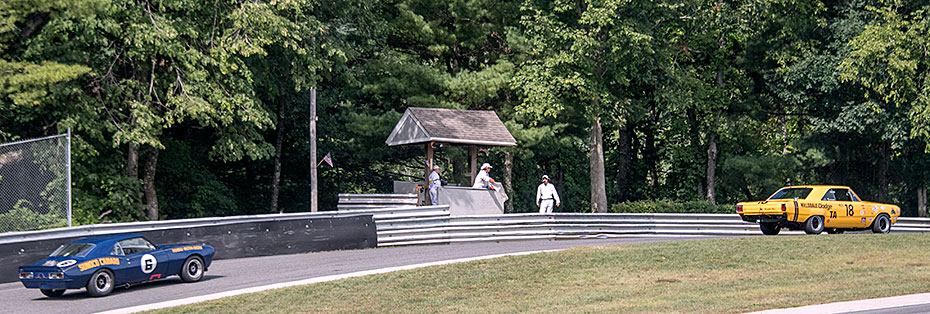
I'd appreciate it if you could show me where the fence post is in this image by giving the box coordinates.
[66,127,72,227]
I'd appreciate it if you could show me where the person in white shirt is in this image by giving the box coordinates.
[536,174,560,213]
[472,163,495,189]
[428,165,441,205]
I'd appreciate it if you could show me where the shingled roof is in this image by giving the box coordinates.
[385,107,517,147]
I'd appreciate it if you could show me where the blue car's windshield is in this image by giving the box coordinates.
[768,188,813,200]
[49,244,95,257]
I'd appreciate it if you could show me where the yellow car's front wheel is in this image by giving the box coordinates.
[872,215,891,233]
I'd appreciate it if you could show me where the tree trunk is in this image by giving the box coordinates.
[590,116,608,213]
[697,180,705,201]
[780,114,788,155]
[706,132,717,204]
[615,125,632,202]
[917,187,927,217]
[453,157,466,186]
[831,146,844,184]
[503,151,513,213]
[877,142,889,202]
[270,102,286,213]
[143,146,159,221]
[127,144,138,179]
[689,106,703,201]
[646,104,658,193]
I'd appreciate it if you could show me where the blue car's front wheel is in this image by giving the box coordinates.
[179,256,204,283]
[86,269,114,297]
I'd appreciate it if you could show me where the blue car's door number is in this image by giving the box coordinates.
[141,254,157,274]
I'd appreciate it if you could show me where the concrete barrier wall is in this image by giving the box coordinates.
[437,186,505,215]
[0,215,376,283]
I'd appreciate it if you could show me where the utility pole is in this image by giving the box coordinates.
[310,88,318,212]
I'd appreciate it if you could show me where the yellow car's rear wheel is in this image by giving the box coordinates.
[760,222,780,235]
[804,216,824,234]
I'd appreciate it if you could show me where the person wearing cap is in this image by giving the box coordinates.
[472,163,496,190]
[536,174,560,213]
[428,165,441,205]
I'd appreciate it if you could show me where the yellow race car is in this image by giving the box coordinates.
[737,185,899,235]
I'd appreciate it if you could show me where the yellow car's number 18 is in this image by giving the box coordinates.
[828,205,855,218]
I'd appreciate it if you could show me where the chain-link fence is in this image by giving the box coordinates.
[0,131,71,233]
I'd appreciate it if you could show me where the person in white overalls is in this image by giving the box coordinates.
[428,165,441,205]
[536,175,561,213]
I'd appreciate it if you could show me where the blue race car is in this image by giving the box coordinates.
[18,234,215,297]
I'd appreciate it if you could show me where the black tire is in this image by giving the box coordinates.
[872,214,891,233]
[826,228,845,234]
[179,256,204,283]
[760,222,780,235]
[86,269,114,297]
[804,215,825,234]
[40,289,65,298]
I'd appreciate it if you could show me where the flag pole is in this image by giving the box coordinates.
[310,87,318,212]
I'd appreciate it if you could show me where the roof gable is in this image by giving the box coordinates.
[385,107,517,146]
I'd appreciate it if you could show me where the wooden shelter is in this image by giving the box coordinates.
[385,107,517,183]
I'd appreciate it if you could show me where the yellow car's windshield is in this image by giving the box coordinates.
[768,188,813,200]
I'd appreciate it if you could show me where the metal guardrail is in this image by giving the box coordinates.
[0,205,450,244]
[377,213,930,246]
[337,193,419,210]
[7,208,924,248]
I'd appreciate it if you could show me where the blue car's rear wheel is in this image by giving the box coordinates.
[40,289,65,297]
[180,256,204,283]
[86,269,114,297]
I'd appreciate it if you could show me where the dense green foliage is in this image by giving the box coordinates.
[609,200,734,214]
[1,0,928,223]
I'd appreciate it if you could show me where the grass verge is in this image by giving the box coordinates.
[151,234,930,314]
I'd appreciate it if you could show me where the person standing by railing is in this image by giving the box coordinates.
[473,163,496,190]
[428,165,441,205]
[536,175,560,213]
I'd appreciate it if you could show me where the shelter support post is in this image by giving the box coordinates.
[425,142,434,182]
[424,142,435,206]
[469,145,477,185]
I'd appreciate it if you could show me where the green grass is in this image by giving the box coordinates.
[152,234,930,314]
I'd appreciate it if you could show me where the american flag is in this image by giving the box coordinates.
[322,153,333,168]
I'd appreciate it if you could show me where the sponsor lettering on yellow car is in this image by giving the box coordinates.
[171,245,203,253]
[736,185,899,235]
[77,257,120,272]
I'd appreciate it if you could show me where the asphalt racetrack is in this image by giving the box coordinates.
[1,236,727,314]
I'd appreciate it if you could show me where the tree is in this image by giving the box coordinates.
[516,0,663,212]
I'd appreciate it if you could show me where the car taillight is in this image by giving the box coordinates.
[49,272,64,280]
[781,204,787,212]
[736,205,743,213]
[19,272,33,279]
